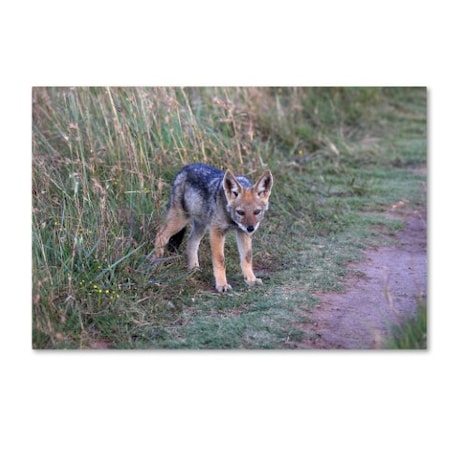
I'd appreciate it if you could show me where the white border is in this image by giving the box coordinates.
[2,2,448,449]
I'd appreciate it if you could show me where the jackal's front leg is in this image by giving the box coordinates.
[210,227,231,292]
[235,231,263,287]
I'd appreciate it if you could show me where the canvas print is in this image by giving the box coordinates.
[32,87,427,349]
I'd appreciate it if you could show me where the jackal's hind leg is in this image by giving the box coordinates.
[154,208,189,259]
[186,220,207,269]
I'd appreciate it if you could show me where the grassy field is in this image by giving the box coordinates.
[32,87,427,349]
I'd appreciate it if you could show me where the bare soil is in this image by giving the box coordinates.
[298,207,427,349]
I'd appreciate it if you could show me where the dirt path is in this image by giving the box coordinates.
[298,207,427,349]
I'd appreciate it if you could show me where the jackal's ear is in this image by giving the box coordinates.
[255,170,273,199]
[223,169,242,201]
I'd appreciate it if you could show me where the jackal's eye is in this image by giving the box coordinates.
[254,209,261,215]
[236,210,245,216]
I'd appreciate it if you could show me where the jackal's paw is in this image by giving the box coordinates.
[152,248,164,260]
[215,283,232,293]
[245,277,263,287]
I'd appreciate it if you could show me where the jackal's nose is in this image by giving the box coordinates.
[246,225,255,233]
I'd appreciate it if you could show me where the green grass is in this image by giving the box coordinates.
[384,299,427,349]
[32,87,427,349]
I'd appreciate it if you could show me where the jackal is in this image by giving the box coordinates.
[153,163,273,292]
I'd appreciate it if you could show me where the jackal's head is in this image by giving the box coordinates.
[223,169,273,234]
